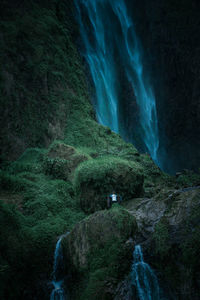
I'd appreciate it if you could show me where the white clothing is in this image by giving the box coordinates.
[111,194,117,202]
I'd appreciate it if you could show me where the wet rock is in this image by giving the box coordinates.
[114,277,133,300]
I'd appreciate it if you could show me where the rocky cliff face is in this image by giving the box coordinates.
[122,187,200,299]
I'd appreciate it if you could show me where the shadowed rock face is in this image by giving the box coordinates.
[123,187,200,299]
[124,187,200,236]
[128,0,200,173]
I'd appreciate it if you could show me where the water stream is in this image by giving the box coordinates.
[50,233,69,300]
[131,245,160,300]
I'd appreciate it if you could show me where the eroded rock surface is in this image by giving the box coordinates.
[123,187,200,238]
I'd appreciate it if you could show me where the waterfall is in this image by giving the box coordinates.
[131,245,160,300]
[75,0,160,166]
[50,233,69,300]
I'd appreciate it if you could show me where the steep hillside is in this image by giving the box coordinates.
[0,0,92,162]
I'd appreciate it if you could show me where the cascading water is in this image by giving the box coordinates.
[75,0,119,132]
[50,233,69,300]
[75,0,160,166]
[131,245,160,300]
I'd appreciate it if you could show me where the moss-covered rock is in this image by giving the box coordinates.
[64,206,137,269]
[74,156,144,213]
[43,141,90,181]
[63,205,137,300]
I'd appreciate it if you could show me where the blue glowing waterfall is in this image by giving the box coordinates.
[131,245,160,300]
[75,0,119,132]
[75,0,159,164]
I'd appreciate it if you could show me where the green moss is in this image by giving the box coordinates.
[6,148,45,175]
[153,217,170,258]
[176,171,200,187]
[181,225,200,267]
[150,197,200,294]
[0,201,28,298]
[80,268,112,300]
[180,204,200,268]
[74,156,144,213]
[0,170,34,192]
[64,206,136,300]
[42,141,90,181]
[42,156,70,180]
[0,1,90,161]
[81,236,129,300]
[0,143,87,299]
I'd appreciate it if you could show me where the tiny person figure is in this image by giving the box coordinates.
[107,191,122,208]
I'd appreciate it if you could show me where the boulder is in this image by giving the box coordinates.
[63,206,137,269]
[63,206,137,299]
[73,156,144,213]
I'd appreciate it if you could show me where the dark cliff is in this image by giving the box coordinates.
[129,0,200,173]
[0,0,88,162]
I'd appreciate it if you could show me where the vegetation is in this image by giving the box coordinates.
[1,0,200,299]
[152,217,170,259]
[0,0,88,162]
[0,144,85,299]
[74,156,144,213]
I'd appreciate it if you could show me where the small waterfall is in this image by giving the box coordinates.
[74,0,160,166]
[50,233,69,300]
[131,245,160,300]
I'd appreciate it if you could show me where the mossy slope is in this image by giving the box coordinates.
[0,146,85,299]
[74,156,144,213]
